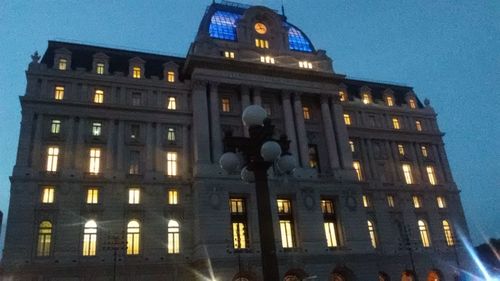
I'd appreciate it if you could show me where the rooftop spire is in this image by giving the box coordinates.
[281,0,286,18]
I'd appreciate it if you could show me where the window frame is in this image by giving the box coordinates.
[230,198,249,250]
[46,146,60,172]
[126,220,141,255]
[167,220,180,254]
[277,199,296,249]
[36,221,53,257]
[321,199,340,248]
[82,220,98,256]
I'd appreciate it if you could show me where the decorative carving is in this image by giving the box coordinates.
[209,189,221,209]
[424,98,430,106]
[301,188,315,210]
[30,51,40,64]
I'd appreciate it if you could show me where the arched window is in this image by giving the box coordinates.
[126,220,140,255]
[427,270,441,281]
[82,220,97,256]
[167,220,180,254]
[332,273,345,281]
[442,220,455,246]
[418,220,431,247]
[37,221,53,256]
[401,271,415,281]
[379,272,391,281]
[367,220,378,248]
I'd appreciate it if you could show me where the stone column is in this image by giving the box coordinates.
[154,124,163,174]
[413,142,426,184]
[292,93,309,167]
[146,123,154,172]
[210,83,222,162]
[64,117,75,169]
[253,87,262,105]
[31,114,44,169]
[241,86,251,137]
[384,141,398,183]
[433,144,448,183]
[105,120,114,171]
[366,139,377,179]
[14,110,34,168]
[281,92,299,158]
[320,94,340,171]
[331,95,354,169]
[182,125,190,178]
[389,141,402,182]
[361,139,372,180]
[74,117,86,172]
[192,80,211,165]
[116,120,124,171]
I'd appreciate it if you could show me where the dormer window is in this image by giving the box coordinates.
[255,39,269,49]
[409,98,417,109]
[58,59,67,70]
[260,56,275,64]
[298,61,312,69]
[339,91,348,102]
[362,93,372,105]
[167,71,175,83]
[96,63,105,75]
[132,67,141,79]
[385,96,394,106]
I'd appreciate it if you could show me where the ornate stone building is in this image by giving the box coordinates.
[1,1,472,280]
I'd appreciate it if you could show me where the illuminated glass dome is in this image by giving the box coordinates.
[208,10,242,41]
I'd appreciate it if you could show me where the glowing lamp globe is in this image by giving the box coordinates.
[260,141,282,162]
[242,105,267,127]
[240,166,255,183]
[277,154,296,174]
[219,152,240,173]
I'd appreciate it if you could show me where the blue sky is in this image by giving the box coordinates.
[0,0,498,251]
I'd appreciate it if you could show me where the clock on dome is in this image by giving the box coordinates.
[254,23,267,34]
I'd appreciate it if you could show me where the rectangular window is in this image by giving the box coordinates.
[426,166,437,185]
[128,151,140,175]
[167,96,177,110]
[436,196,447,209]
[51,119,61,134]
[421,146,428,158]
[302,106,311,120]
[46,146,60,172]
[41,186,55,204]
[128,188,140,204]
[260,56,275,64]
[415,120,422,131]
[298,61,313,69]
[230,198,249,249]
[167,71,175,83]
[168,189,178,205]
[362,195,371,208]
[412,195,422,208]
[96,63,104,74]
[339,91,347,102]
[392,117,401,129]
[132,67,141,79]
[167,127,176,142]
[221,98,231,112]
[166,152,178,176]
[349,140,355,152]
[387,195,395,208]
[353,161,363,181]
[398,144,405,156]
[255,39,269,48]
[89,148,101,175]
[58,58,67,70]
[409,99,417,109]
[54,86,65,100]
[367,220,377,248]
[132,92,142,106]
[130,124,140,139]
[277,199,295,249]
[321,199,339,248]
[308,145,320,171]
[86,188,99,204]
[343,113,351,125]
[362,93,371,104]
[92,122,102,137]
[223,51,235,59]
[386,96,394,106]
[402,164,414,184]
[93,89,104,104]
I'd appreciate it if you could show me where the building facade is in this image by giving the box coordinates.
[1,2,472,281]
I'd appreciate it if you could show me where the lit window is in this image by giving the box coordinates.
[89,148,101,175]
[442,220,455,246]
[37,221,53,256]
[46,146,59,172]
[167,97,177,110]
[303,106,311,120]
[353,161,363,181]
[128,151,140,175]
[92,122,102,137]
[398,144,405,156]
[167,220,180,254]
[132,92,141,106]
[126,220,140,255]
[166,152,178,176]
[402,164,414,184]
[344,113,352,125]
[96,63,104,75]
[421,146,428,158]
[349,140,355,152]
[415,121,422,131]
[367,220,377,248]
[418,220,431,247]
[308,145,320,171]
[132,67,141,79]
[362,93,371,104]
[298,61,313,69]
[321,199,339,248]
[223,51,235,59]
[82,220,97,256]
[277,199,296,248]
[255,39,269,48]
[86,188,99,204]
[339,91,347,102]
[230,198,249,249]
[426,166,437,185]
[54,86,65,100]
[412,196,422,208]
[260,56,275,64]
[168,189,178,205]
[58,58,67,70]
[167,127,176,142]
[392,117,401,129]
[362,195,371,208]
[386,96,394,106]
[409,99,417,109]
[51,119,61,134]
[436,196,447,209]
[128,188,140,204]
[93,89,104,104]
[167,71,175,83]
[41,186,55,204]
[387,195,395,208]
[221,98,231,112]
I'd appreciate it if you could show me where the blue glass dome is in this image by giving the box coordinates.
[286,24,314,52]
[209,11,242,41]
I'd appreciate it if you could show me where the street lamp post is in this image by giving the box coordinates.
[102,234,127,281]
[220,105,296,281]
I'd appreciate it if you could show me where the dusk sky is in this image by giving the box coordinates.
[0,0,498,251]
